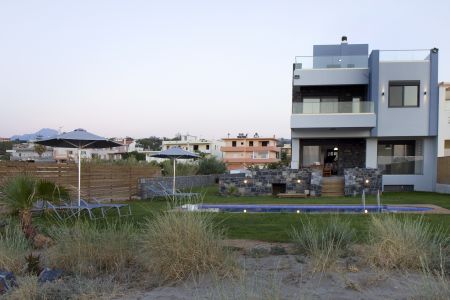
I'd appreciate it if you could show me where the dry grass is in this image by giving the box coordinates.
[141,210,237,283]
[365,215,449,270]
[0,220,31,274]
[5,275,120,300]
[46,220,139,278]
[290,216,355,272]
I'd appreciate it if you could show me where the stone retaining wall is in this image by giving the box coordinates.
[219,169,315,196]
[140,174,219,199]
[344,168,382,196]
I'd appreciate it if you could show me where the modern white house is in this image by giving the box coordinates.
[162,134,224,159]
[290,37,443,192]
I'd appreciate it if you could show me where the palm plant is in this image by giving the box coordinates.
[0,175,69,241]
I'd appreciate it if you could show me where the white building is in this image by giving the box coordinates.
[7,143,54,162]
[438,82,450,157]
[162,135,224,159]
[291,37,443,192]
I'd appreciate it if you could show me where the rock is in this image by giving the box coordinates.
[0,271,17,294]
[38,268,64,283]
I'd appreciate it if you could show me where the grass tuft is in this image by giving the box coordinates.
[46,220,139,278]
[0,220,31,274]
[366,215,449,270]
[290,216,355,272]
[141,210,236,283]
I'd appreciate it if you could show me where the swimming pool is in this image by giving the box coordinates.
[182,204,433,213]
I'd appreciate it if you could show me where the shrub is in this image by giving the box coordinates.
[290,216,355,272]
[47,221,139,278]
[0,220,31,273]
[160,160,198,176]
[366,215,449,270]
[197,157,227,175]
[141,210,236,283]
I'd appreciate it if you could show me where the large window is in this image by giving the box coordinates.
[377,140,423,174]
[388,81,420,107]
[302,146,320,166]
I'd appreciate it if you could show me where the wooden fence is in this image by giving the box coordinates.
[437,157,450,184]
[0,162,160,201]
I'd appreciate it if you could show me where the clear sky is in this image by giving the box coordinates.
[1,0,449,139]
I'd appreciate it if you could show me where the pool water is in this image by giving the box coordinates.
[184,204,433,213]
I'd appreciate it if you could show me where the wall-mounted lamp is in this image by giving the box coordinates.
[365,179,370,184]
[424,90,427,95]
[381,92,385,96]
[243,179,248,184]
[297,179,301,183]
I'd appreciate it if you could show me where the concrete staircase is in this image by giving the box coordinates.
[321,176,345,197]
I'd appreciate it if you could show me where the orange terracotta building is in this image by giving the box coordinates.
[221,134,281,171]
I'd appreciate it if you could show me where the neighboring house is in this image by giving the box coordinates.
[53,137,137,162]
[291,37,440,192]
[280,143,292,161]
[438,82,450,157]
[221,133,281,172]
[7,143,54,162]
[0,138,10,142]
[162,135,224,159]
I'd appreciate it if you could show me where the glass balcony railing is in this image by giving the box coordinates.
[294,55,368,69]
[292,101,374,114]
[377,156,424,175]
[379,50,431,62]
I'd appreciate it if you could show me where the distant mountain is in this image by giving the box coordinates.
[10,128,58,141]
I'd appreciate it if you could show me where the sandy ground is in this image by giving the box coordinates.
[118,241,430,300]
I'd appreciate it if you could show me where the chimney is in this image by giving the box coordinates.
[341,36,348,44]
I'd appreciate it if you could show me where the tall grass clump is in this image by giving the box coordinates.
[366,215,449,270]
[0,220,31,273]
[290,216,355,272]
[141,210,236,283]
[47,220,139,278]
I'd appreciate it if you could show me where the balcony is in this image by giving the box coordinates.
[221,146,280,152]
[291,101,376,129]
[293,55,369,86]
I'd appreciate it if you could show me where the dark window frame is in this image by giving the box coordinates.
[388,80,420,108]
[232,141,236,147]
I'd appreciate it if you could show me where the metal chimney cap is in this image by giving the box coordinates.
[341,36,348,44]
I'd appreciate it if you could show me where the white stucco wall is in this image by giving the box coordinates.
[437,84,450,157]
[376,61,431,137]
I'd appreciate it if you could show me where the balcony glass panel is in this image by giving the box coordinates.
[377,156,423,175]
[292,101,374,114]
[294,55,368,69]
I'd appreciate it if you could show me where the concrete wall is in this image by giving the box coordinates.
[293,68,369,86]
[376,61,431,137]
[291,113,375,129]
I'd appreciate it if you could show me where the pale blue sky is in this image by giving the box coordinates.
[1,0,449,139]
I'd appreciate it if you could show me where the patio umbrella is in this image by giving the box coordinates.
[151,147,200,194]
[35,128,122,206]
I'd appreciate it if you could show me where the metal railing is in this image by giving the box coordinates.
[292,101,374,114]
[379,49,431,61]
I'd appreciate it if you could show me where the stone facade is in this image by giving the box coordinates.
[310,171,322,196]
[140,174,219,199]
[344,168,382,196]
[219,169,314,196]
[337,141,366,175]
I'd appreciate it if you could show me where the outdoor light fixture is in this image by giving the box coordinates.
[424,90,427,95]
[243,209,247,213]
[297,179,301,183]
[365,179,370,184]
[244,179,248,184]
[333,147,338,151]
[296,210,300,214]
[364,209,368,214]
[381,92,385,96]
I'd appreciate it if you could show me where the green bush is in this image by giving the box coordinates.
[0,220,31,273]
[197,157,227,175]
[160,160,198,176]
